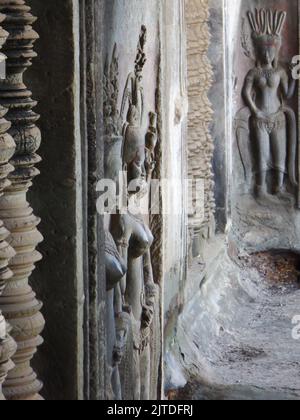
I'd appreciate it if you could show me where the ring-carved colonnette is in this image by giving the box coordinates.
[0,0,44,401]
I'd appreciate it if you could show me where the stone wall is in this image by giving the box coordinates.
[26,0,84,400]
[208,0,227,232]
[185,0,216,260]
[160,0,188,339]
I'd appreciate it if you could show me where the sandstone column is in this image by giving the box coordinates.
[0,10,17,401]
[0,0,45,400]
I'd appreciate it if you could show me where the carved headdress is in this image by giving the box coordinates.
[121,25,147,123]
[248,9,286,39]
[247,9,286,66]
[134,25,147,78]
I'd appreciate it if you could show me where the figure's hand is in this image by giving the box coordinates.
[289,61,298,77]
[141,304,154,329]
[254,109,267,120]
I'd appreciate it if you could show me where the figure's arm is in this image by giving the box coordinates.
[242,70,259,115]
[120,73,133,120]
[110,214,128,313]
[280,67,296,99]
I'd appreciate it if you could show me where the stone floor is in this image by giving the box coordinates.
[167,239,300,400]
[232,192,300,253]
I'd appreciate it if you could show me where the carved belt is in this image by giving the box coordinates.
[254,112,285,134]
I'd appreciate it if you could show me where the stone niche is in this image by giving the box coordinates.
[168,0,300,400]
[228,0,300,253]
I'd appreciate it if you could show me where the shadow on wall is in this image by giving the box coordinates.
[26,0,81,401]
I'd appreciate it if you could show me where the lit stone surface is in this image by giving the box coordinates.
[0,9,17,401]
[0,0,44,401]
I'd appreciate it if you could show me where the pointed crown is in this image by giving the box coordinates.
[248,9,286,38]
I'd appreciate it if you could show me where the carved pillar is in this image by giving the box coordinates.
[0,11,17,401]
[0,0,45,400]
[185,0,215,260]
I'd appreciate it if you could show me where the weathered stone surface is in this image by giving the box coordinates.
[208,0,227,232]
[170,246,300,400]
[161,0,188,365]
[185,0,216,260]
[231,193,300,253]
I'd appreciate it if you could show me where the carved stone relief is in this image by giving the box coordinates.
[185,0,216,260]
[104,26,160,401]
[0,10,17,401]
[104,44,127,400]
[0,0,45,400]
[227,4,300,253]
[236,8,298,207]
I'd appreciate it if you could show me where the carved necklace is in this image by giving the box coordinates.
[256,67,276,80]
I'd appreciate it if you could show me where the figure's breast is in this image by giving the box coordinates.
[268,73,281,88]
[128,214,153,258]
[256,73,280,90]
[257,75,267,89]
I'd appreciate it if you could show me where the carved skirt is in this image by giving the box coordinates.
[251,111,287,174]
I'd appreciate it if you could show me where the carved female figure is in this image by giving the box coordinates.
[107,26,159,400]
[110,212,157,400]
[102,25,160,400]
[242,9,297,204]
[104,45,130,400]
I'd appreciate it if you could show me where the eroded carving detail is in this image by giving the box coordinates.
[0,0,45,400]
[185,0,215,260]
[237,9,298,207]
[0,11,17,401]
